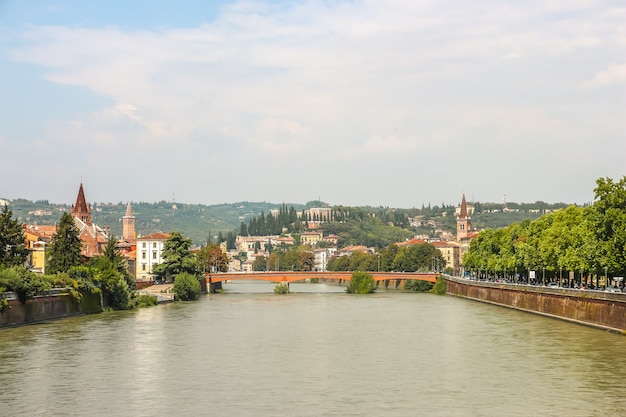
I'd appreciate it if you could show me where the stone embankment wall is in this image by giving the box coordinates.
[1,290,102,328]
[445,276,626,334]
[1,294,81,327]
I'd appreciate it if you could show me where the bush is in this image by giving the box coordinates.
[405,279,434,292]
[274,283,289,294]
[347,271,376,294]
[432,275,447,295]
[0,267,51,304]
[173,273,201,301]
[135,294,158,308]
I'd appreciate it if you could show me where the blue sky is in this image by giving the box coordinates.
[1,0,625,208]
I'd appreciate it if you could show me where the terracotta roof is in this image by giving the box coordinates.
[397,238,425,247]
[431,241,460,248]
[137,232,171,240]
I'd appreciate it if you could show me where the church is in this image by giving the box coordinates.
[70,183,110,258]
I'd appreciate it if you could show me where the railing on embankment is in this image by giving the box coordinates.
[445,275,626,334]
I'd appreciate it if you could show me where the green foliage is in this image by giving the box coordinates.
[404,279,434,292]
[252,255,267,271]
[154,231,198,281]
[347,271,376,294]
[0,267,52,304]
[326,243,445,273]
[274,283,289,294]
[173,272,201,301]
[462,177,626,283]
[96,269,133,310]
[135,294,158,307]
[432,275,447,295]
[47,212,83,274]
[0,205,28,268]
[0,286,9,313]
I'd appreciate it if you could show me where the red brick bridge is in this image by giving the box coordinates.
[205,271,438,285]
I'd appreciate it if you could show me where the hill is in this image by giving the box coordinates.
[7,198,576,246]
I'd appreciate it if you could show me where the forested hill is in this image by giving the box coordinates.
[6,198,573,246]
[9,200,305,245]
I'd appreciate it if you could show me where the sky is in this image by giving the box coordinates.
[0,0,624,208]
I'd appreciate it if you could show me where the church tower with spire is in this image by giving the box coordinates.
[122,202,135,240]
[456,194,471,241]
[71,182,92,225]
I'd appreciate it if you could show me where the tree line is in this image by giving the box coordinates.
[463,177,626,285]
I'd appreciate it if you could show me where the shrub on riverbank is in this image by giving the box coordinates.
[347,271,376,294]
[135,294,158,307]
[405,279,434,292]
[274,283,289,294]
[173,273,201,301]
[432,275,447,295]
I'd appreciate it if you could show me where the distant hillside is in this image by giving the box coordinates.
[10,199,305,245]
[8,198,577,246]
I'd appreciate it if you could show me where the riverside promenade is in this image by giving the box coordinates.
[445,275,626,334]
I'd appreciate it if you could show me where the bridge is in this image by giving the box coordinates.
[205,271,439,286]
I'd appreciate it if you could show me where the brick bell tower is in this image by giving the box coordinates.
[122,202,135,240]
[71,182,92,225]
[456,194,471,241]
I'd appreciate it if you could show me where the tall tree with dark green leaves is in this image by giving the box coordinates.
[586,176,626,277]
[47,212,83,274]
[154,231,197,281]
[0,204,28,268]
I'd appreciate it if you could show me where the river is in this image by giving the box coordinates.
[1,281,626,416]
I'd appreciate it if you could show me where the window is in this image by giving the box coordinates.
[142,251,146,259]
[142,264,146,271]
[153,242,157,248]
[142,242,146,248]
[152,251,157,259]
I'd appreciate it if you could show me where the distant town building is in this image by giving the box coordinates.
[313,247,337,271]
[135,232,170,281]
[431,241,461,274]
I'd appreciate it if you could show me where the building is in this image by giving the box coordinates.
[431,241,461,274]
[122,203,135,240]
[312,247,337,271]
[135,232,170,281]
[23,225,57,274]
[71,183,110,258]
[300,231,323,246]
[336,245,372,257]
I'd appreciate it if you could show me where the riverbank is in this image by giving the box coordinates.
[445,275,626,334]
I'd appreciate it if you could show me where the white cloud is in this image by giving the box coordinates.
[2,0,625,206]
[584,63,626,87]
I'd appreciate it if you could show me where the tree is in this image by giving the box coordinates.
[154,231,197,281]
[47,212,83,274]
[253,255,267,271]
[346,271,376,294]
[586,176,626,277]
[0,204,28,268]
[173,272,201,301]
[197,244,229,273]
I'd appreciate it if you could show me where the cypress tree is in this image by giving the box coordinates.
[0,204,28,268]
[47,212,83,274]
